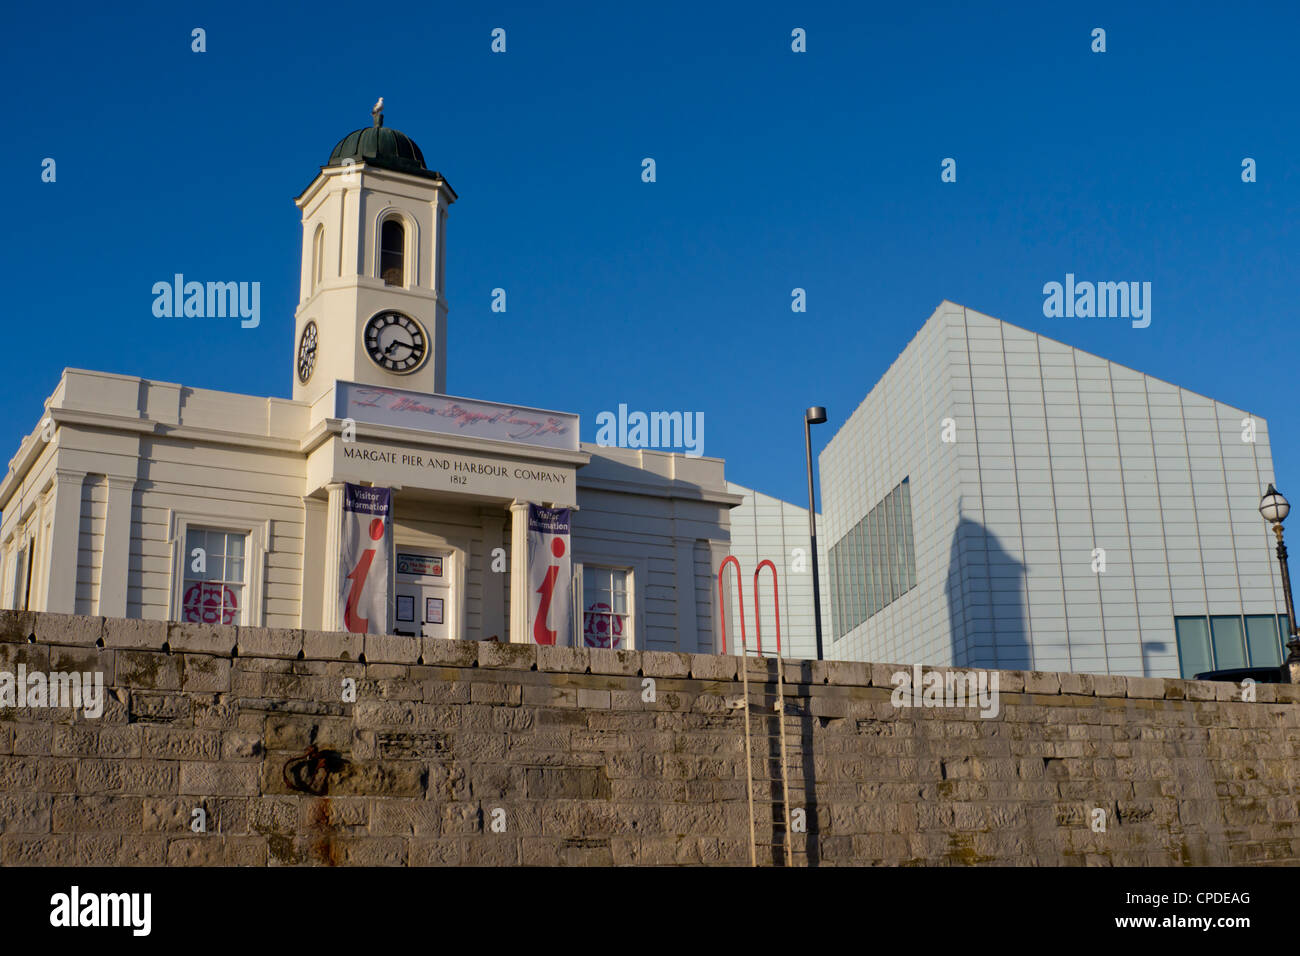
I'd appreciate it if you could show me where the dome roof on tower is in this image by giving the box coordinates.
[327,123,430,177]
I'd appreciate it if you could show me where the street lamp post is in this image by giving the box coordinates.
[1259,483,1300,683]
[804,406,828,661]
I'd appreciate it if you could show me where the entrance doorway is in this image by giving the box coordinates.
[394,546,454,639]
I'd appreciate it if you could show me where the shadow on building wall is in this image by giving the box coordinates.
[945,517,1030,670]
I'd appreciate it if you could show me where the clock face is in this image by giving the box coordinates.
[297,321,318,384]
[364,310,427,374]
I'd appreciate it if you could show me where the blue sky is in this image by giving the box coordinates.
[2,0,1297,508]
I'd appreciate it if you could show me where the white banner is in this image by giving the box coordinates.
[339,483,392,634]
[527,504,571,645]
[336,381,579,451]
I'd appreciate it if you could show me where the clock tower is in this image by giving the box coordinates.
[292,103,456,405]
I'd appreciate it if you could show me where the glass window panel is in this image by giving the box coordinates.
[883,494,894,606]
[582,566,629,650]
[1245,615,1282,667]
[863,513,875,620]
[855,518,867,627]
[827,547,839,640]
[842,536,853,635]
[1210,615,1247,670]
[837,539,849,636]
[900,481,916,590]
[228,535,244,558]
[833,541,843,640]
[870,507,883,616]
[853,517,863,622]
[893,489,907,594]
[887,489,900,603]
[1175,616,1212,678]
[227,559,244,584]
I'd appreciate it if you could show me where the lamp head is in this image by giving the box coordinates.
[805,406,828,426]
[1260,483,1290,524]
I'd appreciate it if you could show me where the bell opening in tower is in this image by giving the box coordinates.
[381,219,405,286]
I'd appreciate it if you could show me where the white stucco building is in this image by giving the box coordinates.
[0,111,741,652]
[819,301,1290,678]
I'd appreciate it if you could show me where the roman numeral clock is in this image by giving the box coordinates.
[364,310,428,373]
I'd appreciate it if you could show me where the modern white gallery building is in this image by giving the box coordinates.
[0,110,741,653]
[817,302,1291,679]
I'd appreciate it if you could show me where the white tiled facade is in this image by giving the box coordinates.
[723,482,830,661]
[818,301,1287,677]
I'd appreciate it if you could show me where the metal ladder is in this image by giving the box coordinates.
[719,557,797,867]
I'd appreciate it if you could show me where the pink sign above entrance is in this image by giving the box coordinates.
[335,381,579,452]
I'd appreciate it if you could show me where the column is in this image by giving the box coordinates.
[321,483,345,631]
[300,496,327,630]
[98,476,135,617]
[42,470,85,614]
[508,499,530,644]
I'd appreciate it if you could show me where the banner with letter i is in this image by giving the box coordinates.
[339,483,392,634]
[527,504,572,645]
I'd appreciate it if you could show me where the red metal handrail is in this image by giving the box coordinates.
[717,555,745,656]
[753,559,782,659]
[719,556,783,658]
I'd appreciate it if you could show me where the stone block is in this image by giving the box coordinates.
[236,627,303,660]
[536,645,588,674]
[479,642,537,671]
[114,649,181,690]
[1093,674,1128,698]
[995,669,1025,693]
[48,643,112,676]
[103,617,166,651]
[588,648,641,676]
[35,612,105,647]
[576,688,611,710]
[870,662,912,689]
[821,660,872,687]
[182,655,231,693]
[167,621,236,655]
[1126,677,1166,700]
[1024,671,1062,695]
[143,727,221,761]
[420,637,478,668]
[166,837,227,866]
[0,609,38,644]
[689,653,737,682]
[364,632,421,665]
[470,682,522,705]
[640,650,691,678]
[1059,672,1095,696]
[303,629,363,661]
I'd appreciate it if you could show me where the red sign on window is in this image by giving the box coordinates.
[583,601,624,649]
[182,582,239,625]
